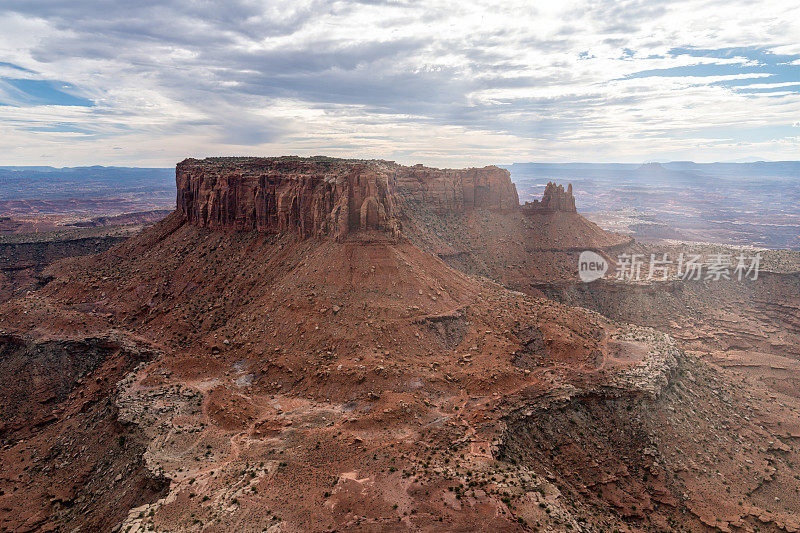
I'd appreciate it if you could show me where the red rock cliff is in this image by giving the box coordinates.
[176,157,519,238]
[176,157,395,239]
[393,164,519,212]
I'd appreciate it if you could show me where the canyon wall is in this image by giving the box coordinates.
[176,157,384,239]
[0,236,127,303]
[176,157,520,238]
[392,164,519,212]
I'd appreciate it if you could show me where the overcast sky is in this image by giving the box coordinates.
[1,0,799,167]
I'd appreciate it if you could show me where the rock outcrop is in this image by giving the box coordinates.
[175,157,519,238]
[523,181,577,213]
[176,157,394,239]
[392,163,519,212]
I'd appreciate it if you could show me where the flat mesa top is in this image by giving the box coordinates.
[178,155,394,167]
[177,156,505,173]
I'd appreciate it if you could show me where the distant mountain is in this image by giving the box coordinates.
[0,165,172,172]
[502,161,800,178]
[0,165,174,201]
[661,161,800,177]
[0,166,66,172]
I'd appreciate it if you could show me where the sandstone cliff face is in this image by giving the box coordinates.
[523,181,577,213]
[176,157,519,238]
[176,157,397,239]
[392,164,519,212]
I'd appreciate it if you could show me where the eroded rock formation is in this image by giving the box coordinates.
[175,157,519,238]
[392,163,519,212]
[176,157,387,239]
[523,181,577,213]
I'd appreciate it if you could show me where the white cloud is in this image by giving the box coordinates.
[0,0,799,166]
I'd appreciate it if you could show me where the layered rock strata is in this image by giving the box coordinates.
[175,157,520,238]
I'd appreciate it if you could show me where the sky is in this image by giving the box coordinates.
[0,0,799,168]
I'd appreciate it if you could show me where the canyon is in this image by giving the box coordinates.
[1,157,799,532]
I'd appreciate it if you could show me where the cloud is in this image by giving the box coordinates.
[0,0,799,166]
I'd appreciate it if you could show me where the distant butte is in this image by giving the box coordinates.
[522,181,577,213]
